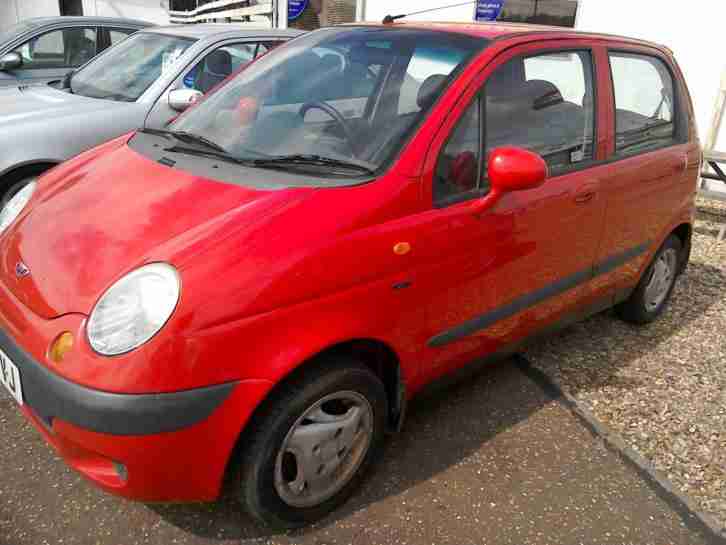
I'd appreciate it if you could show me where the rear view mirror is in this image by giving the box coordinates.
[469,147,547,215]
[488,146,547,193]
[168,88,203,112]
[0,52,22,72]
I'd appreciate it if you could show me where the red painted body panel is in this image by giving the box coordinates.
[0,25,698,502]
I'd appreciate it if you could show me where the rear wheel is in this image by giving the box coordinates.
[235,359,387,529]
[616,235,681,324]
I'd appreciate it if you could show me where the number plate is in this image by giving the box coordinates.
[0,348,22,405]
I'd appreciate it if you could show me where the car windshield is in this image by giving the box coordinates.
[0,20,39,44]
[71,32,195,102]
[171,27,484,174]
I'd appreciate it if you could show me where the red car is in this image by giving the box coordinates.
[0,22,700,528]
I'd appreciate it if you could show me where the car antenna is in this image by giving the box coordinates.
[382,14,406,23]
[382,1,476,24]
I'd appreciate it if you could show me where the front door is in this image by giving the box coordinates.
[8,26,98,85]
[417,43,608,380]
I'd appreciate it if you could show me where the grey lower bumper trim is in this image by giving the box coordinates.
[0,327,237,436]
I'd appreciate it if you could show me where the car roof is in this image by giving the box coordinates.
[20,16,152,28]
[348,21,669,53]
[146,24,303,40]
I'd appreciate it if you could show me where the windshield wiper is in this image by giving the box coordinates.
[163,145,254,166]
[139,127,228,153]
[246,154,375,175]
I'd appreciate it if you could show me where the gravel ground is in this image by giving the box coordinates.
[525,196,726,529]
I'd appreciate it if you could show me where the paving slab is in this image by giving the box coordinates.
[0,360,720,545]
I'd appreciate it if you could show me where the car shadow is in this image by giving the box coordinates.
[148,261,723,541]
[148,357,559,540]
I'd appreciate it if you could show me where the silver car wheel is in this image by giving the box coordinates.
[274,390,374,508]
[644,248,677,312]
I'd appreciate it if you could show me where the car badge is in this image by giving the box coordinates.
[15,262,30,278]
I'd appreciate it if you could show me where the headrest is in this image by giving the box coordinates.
[319,54,343,73]
[206,49,232,76]
[417,74,447,110]
[522,79,564,110]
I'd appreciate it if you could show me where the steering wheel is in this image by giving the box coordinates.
[299,100,358,157]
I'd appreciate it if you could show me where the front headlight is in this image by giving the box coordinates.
[87,263,180,356]
[0,180,37,234]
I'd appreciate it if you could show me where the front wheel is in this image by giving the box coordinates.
[1,177,35,209]
[235,359,387,529]
[616,235,682,324]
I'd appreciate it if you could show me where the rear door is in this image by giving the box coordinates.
[417,41,609,380]
[595,46,699,299]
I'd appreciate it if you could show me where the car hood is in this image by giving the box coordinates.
[0,84,133,127]
[0,140,312,318]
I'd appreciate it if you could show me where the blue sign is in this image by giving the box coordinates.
[183,67,197,88]
[288,0,309,21]
[474,0,504,22]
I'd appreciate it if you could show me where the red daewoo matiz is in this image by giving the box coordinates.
[0,22,700,527]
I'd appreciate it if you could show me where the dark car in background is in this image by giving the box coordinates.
[0,16,152,87]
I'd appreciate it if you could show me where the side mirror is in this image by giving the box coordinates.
[0,52,22,71]
[488,146,547,193]
[168,88,203,112]
[61,69,75,89]
[470,146,547,214]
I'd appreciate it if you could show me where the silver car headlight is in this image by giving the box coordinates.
[87,263,181,356]
[0,180,37,234]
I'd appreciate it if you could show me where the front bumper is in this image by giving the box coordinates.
[0,325,236,436]
[0,291,274,502]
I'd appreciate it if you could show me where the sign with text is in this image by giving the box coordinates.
[474,0,504,22]
[288,0,309,21]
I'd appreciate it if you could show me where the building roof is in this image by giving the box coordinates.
[146,24,303,40]
[350,21,668,51]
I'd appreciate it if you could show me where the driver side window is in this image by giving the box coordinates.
[183,42,274,95]
[14,27,97,69]
[434,98,484,206]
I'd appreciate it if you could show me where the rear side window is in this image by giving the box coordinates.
[609,52,677,156]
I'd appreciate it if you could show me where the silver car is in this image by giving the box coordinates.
[0,16,151,87]
[0,25,302,202]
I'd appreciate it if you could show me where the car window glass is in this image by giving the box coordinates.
[108,28,136,46]
[184,43,268,94]
[434,98,482,205]
[70,32,195,102]
[399,45,468,115]
[266,42,384,117]
[485,50,595,175]
[171,28,482,175]
[610,52,676,156]
[14,27,97,69]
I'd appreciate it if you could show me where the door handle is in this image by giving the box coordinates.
[574,191,596,204]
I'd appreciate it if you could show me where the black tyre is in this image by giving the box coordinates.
[616,235,682,324]
[235,358,387,529]
[1,176,36,209]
